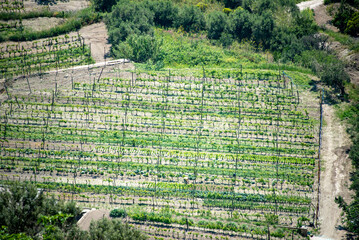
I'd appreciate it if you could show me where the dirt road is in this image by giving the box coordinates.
[316,105,352,239]
[79,22,111,63]
[78,209,110,231]
[297,0,324,10]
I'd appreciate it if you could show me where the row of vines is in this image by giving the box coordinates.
[0,34,94,79]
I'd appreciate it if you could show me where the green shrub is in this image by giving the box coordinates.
[110,208,127,218]
[320,62,350,95]
[332,4,355,33]
[271,228,285,238]
[174,5,205,32]
[229,9,253,41]
[207,10,228,40]
[106,2,154,44]
[197,220,208,228]
[146,0,178,28]
[224,222,238,232]
[196,2,208,12]
[345,12,359,37]
[112,34,163,63]
[88,218,147,240]
[91,0,117,12]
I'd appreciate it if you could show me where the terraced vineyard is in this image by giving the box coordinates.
[0,0,24,12]
[0,63,320,239]
[0,34,93,79]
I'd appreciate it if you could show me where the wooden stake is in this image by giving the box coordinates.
[26,75,32,94]
[4,82,9,99]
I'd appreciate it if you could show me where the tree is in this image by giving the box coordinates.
[174,5,205,32]
[106,2,154,44]
[294,9,318,38]
[146,0,178,28]
[332,3,355,33]
[229,9,254,41]
[345,12,359,36]
[251,11,274,48]
[320,62,350,96]
[207,10,228,40]
[221,0,242,9]
[0,181,82,238]
[91,0,117,12]
[112,34,163,63]
[335,196,359,235]
[0,181,45,236]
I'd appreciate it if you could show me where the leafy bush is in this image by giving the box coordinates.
[224,222,238,231]
[146,0,178,28]
[229,9,253,41]
[197,220,209,228]
[106,2,154,44]
[221,0,242,9]
[320,62,350,95]
[324,0,359,8]
[112,34,163,63]
[294,9,319,37]
[174,5,205,32]
[88,218,147,240]
[345,12,359,36]
[332,4,355,33]
[271,228,285,238]
[91,0,117,12]
[110,208,127,218]
[179,217,194,226]
[207,10,228,40]
[251,11,274,48]
[0,181,81,238]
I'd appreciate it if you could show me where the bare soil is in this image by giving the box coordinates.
[297,0,323,10]
[22,17,65,31]
[317,105,352,240]
[78,209,110,231]
[79,22,111,63]
[313,4,339,32]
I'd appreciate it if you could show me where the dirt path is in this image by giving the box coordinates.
[313,4,339,32]
[79,22,111,63]
[317,105,352,239]
[78,209,110,231]
[297,0,324,10]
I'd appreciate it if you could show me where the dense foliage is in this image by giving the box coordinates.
[104,0,316,61]
[325,0,359,36]
[102,0,350,94]
[0,181,147,239]
[88,218,147,240]
[0,181,81,239]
